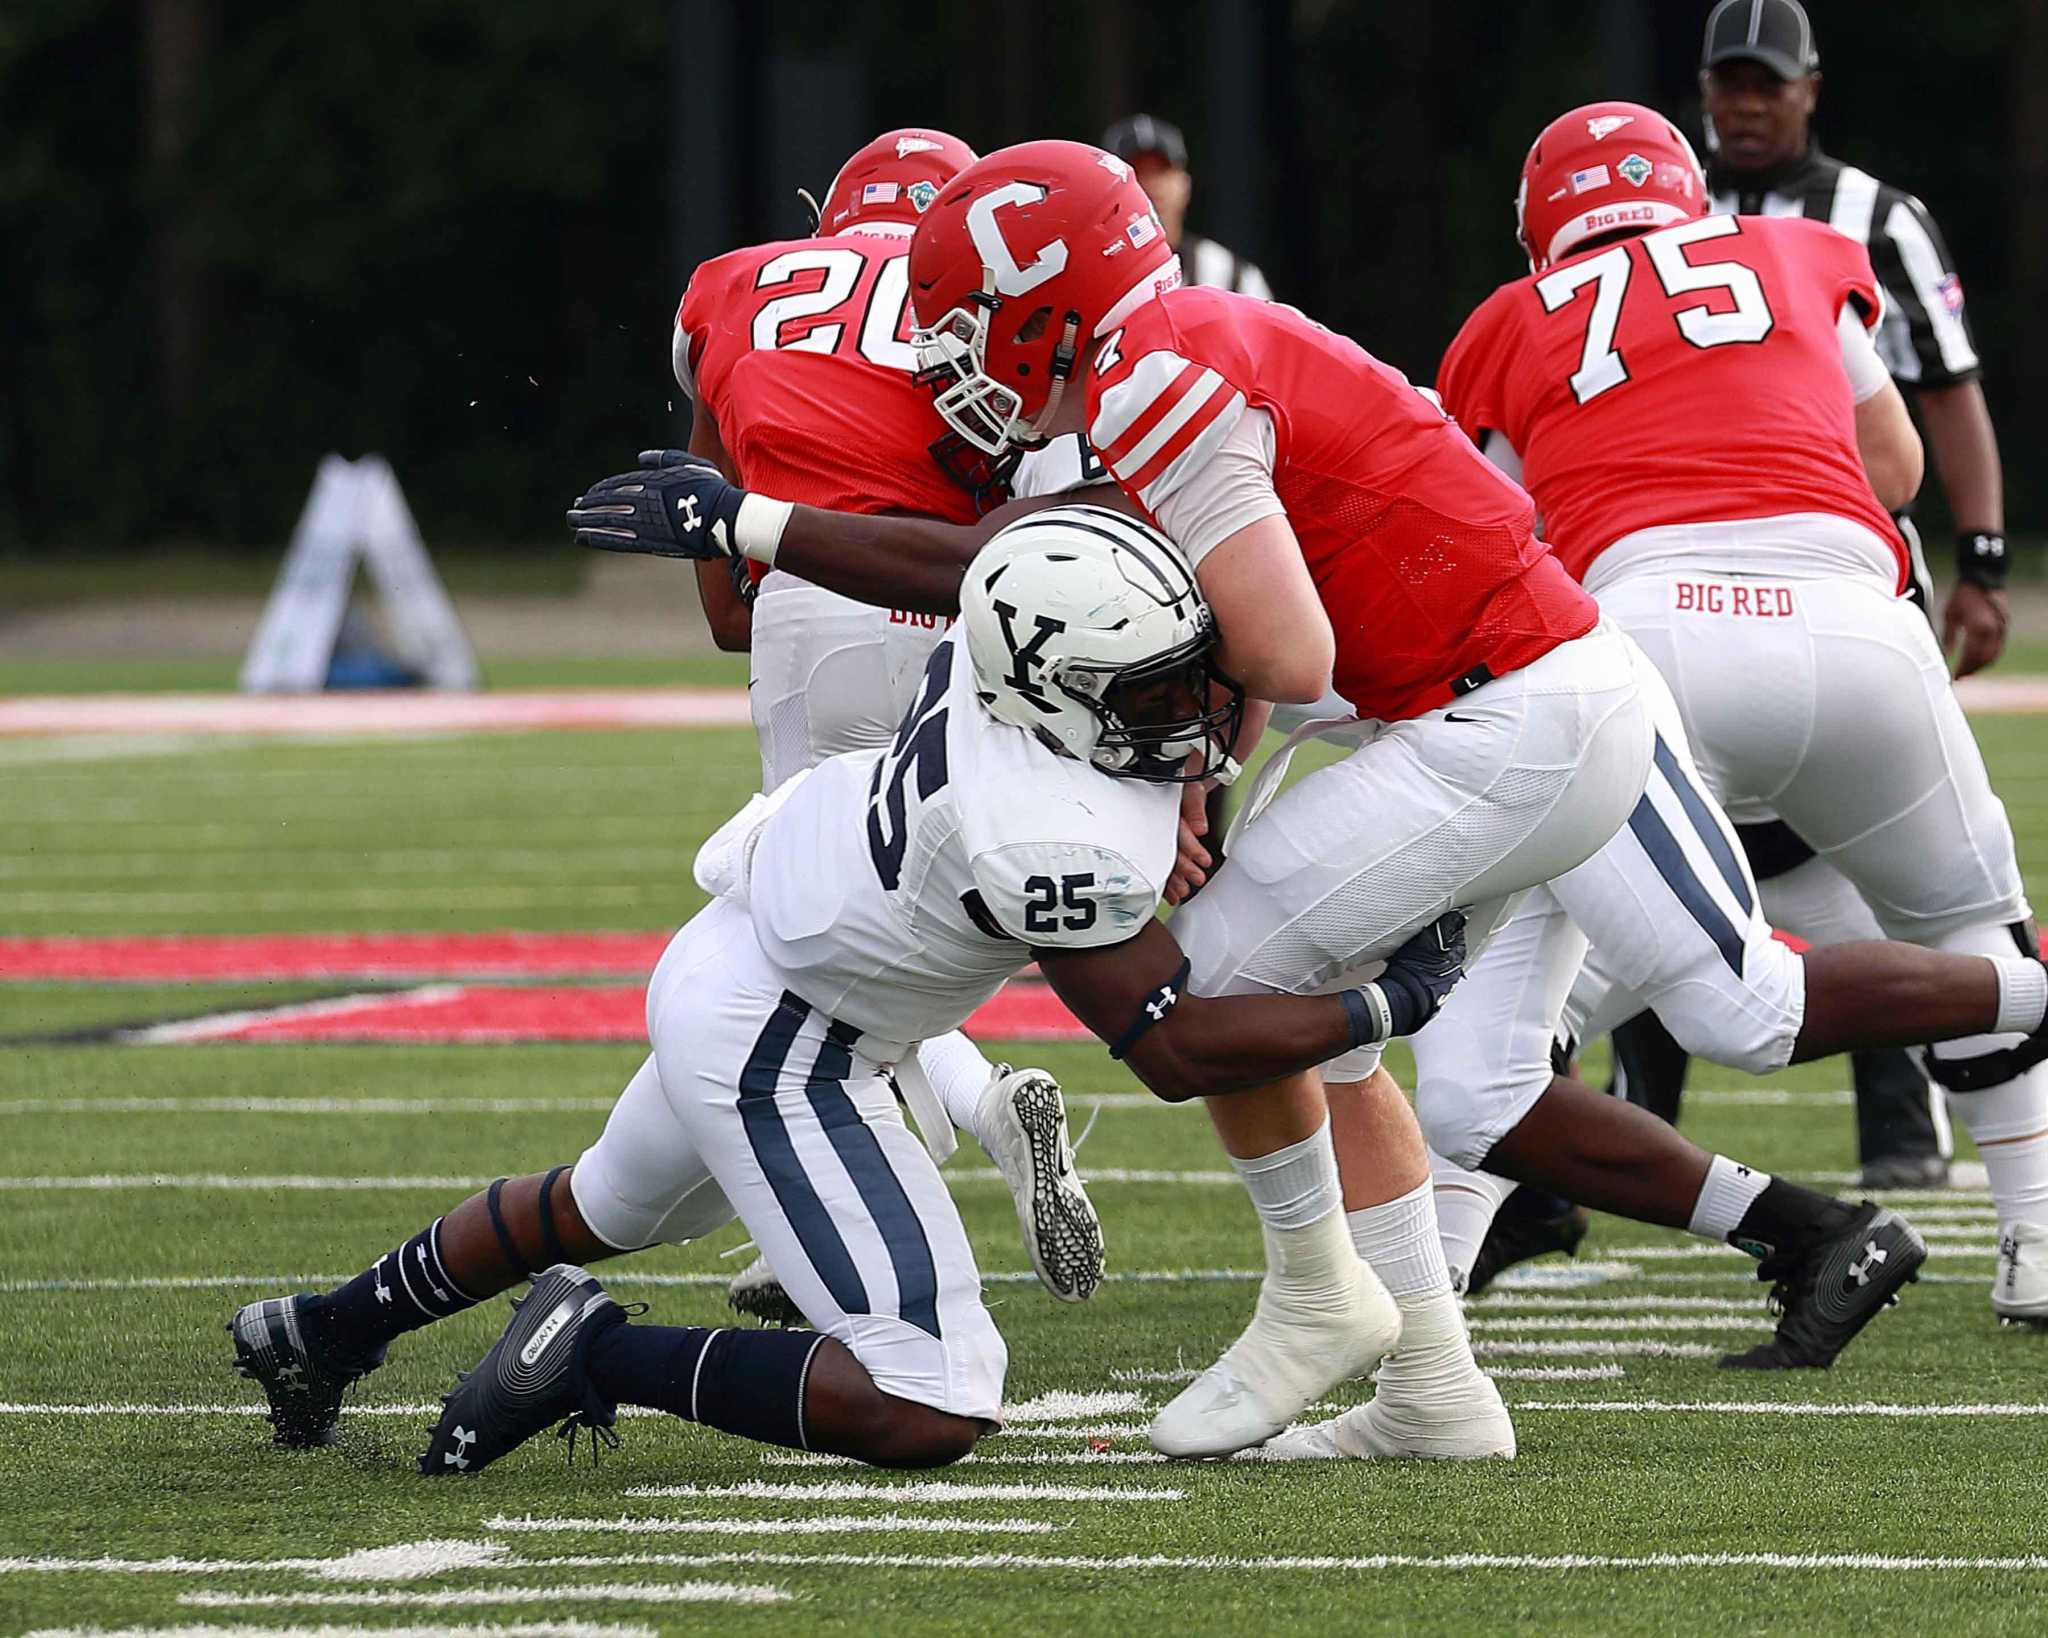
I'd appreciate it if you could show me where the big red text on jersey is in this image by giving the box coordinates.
[1437,214,1901,586]
[1084,287,1597,723]
[675,233,979,525]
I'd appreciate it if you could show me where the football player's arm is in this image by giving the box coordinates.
[1840,307,1923,513]
[686,404,754,652]
[1035,915,1463,1102]
[1918,381,2008,677]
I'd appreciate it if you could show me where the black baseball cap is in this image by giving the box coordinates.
[1702,0,1820,81]
[1102,113,1188,171]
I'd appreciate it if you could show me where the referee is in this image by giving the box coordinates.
[1102,115,1274,298]
[1604,0,2012,1193]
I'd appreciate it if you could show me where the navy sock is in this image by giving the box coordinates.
[584,1321,826,1452]
[304,1219,478,1360]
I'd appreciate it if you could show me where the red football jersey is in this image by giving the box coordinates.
[1437,214,1900,586]
[1085,287,1597,723]
[674,232,978,525]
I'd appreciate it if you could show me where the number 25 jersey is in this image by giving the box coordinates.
[746,636,1178,1045]
[674,230,979,525]
[1437,214,1900,584]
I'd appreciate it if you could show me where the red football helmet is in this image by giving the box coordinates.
[908,140,1182,455]
[1515,102,1708,272]
[816,128,978,236]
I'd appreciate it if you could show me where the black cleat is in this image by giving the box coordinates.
[1720,1203,1926,1370]
[1858,1154,1950,1191]
[1465,1202,1591,1297]
[227,1295,384,1448]
[421,1264,627,1476]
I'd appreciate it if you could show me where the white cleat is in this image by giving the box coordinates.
[1993,1222,2048,1327]
[1149,1265,1401,1458]
[725,1253,804,1327]
[1258,1374,1517,1462]
[977,1066,1104,1303]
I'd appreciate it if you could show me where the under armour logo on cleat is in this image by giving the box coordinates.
[276,1362,303,1386]
[373,1255,392,1305]
[1848,1240,1888,1287]
[444,1425,478,1469]
[676,495,702,531]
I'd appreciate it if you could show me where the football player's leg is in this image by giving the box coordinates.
[1761,854,1952,1186]
[638,901,1001,1465]
[1263,1067,1514,1462]
[748,581,905,792]
[1764,585,2048,1318]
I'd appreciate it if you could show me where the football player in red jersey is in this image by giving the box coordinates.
[1438,102,2048,1328]
[572,141,2048,1456]
[669,129,1112,1320]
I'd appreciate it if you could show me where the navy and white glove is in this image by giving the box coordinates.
[1346,910,1468,1045]
[567,450,748,560]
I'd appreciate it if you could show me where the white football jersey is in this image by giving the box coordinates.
[1011,433,1112,500]
[746,633,1179,1043]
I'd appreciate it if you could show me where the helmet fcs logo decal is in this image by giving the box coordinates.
[907,180,938,213]
[1617,153,1653,188]
[1587,114,1635,141]
[965,182,1070,298]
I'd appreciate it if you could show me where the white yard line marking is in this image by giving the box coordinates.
[1486,1365,1627,1381]
[480,1515,1056,1537]
[121,988,467,1046]
[765,1451,1173,1468]
[472,1547,2048,1575]
[1001,1390,1146,1422]
[1467,1315,1768,1333]
[0,1269,1269,1295]
[180,1585,789,1610]
[27,1626,657,1638]
[1472,1340,1720,1359]
[0,1097,621,1117]
[1513,1400,2048,1417]
[1468,1295,1762,1314]
[0,1172,1247,1191]
[1600,1242,1996,1261]
[616,1482,1182,1504]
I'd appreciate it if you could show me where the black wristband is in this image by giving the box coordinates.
[1957,531,2008,589]
[1339,987,1390,1051]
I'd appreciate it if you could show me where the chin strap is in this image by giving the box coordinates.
[1029,311,1084,443]
[796,187,823,233]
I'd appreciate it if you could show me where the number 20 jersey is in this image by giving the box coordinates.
[745,636,1179,1045]
[674,231,980,524]
[1436,214,1900,585]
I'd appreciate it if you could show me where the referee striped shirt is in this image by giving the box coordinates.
[1708,142,1980,389]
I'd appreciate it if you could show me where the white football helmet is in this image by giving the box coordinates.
[961,504,1242,782]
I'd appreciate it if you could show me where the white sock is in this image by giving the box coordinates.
[1992,957,2048,1035]
[1946,1067,2048,1224]
[1229,1118,1342,1233]
[1686,1153,1771,1242]
[917,1031,998,1141]
[1429,1151,1519,1291]
[1347,1180,1452,1300]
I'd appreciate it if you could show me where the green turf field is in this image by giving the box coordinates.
[4,713,2047,1635]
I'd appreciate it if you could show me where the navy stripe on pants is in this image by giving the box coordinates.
[1627,788,1748,977]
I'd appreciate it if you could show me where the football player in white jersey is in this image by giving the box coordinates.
[229,507,1468,1472]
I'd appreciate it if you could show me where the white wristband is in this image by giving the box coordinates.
[734,493,792,566]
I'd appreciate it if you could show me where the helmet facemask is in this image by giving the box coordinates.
[1056,624,1245,785]
[913,276,1078,458]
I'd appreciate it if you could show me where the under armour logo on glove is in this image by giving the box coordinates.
[568,452,747,561]
[677,495,701,532]
[444,1425,478,1469]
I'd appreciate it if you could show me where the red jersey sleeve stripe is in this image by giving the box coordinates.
[1093,354,1205,470]
[1124,381,1241,503]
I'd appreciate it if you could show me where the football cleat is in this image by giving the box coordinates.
[977,1066,1105,1303]
[420,1265,626,1476]
[726,1254,806,1328]
[1720,1203,1926,1370]
[1858,1154,1950,1191]
[1149,1264,1401,1458]
[227,1295,384,1448]
[1993,1222,2048,1327]
[1465,1201,1590,1296]
[1260,1374,1516,1463]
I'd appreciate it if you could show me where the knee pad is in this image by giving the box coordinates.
[1414,1070,1546,1172]
[1924,920,2042,1076]
[1652,943,1805,1076]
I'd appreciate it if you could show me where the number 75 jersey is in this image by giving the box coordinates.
[745,636,1179,1045]
[1436,213,1899,582]
[674,231,980,524]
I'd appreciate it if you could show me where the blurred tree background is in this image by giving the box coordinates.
[3,0,2042,553]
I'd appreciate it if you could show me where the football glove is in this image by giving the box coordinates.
[568,450,747,560]
[1354,910,1467,1043]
